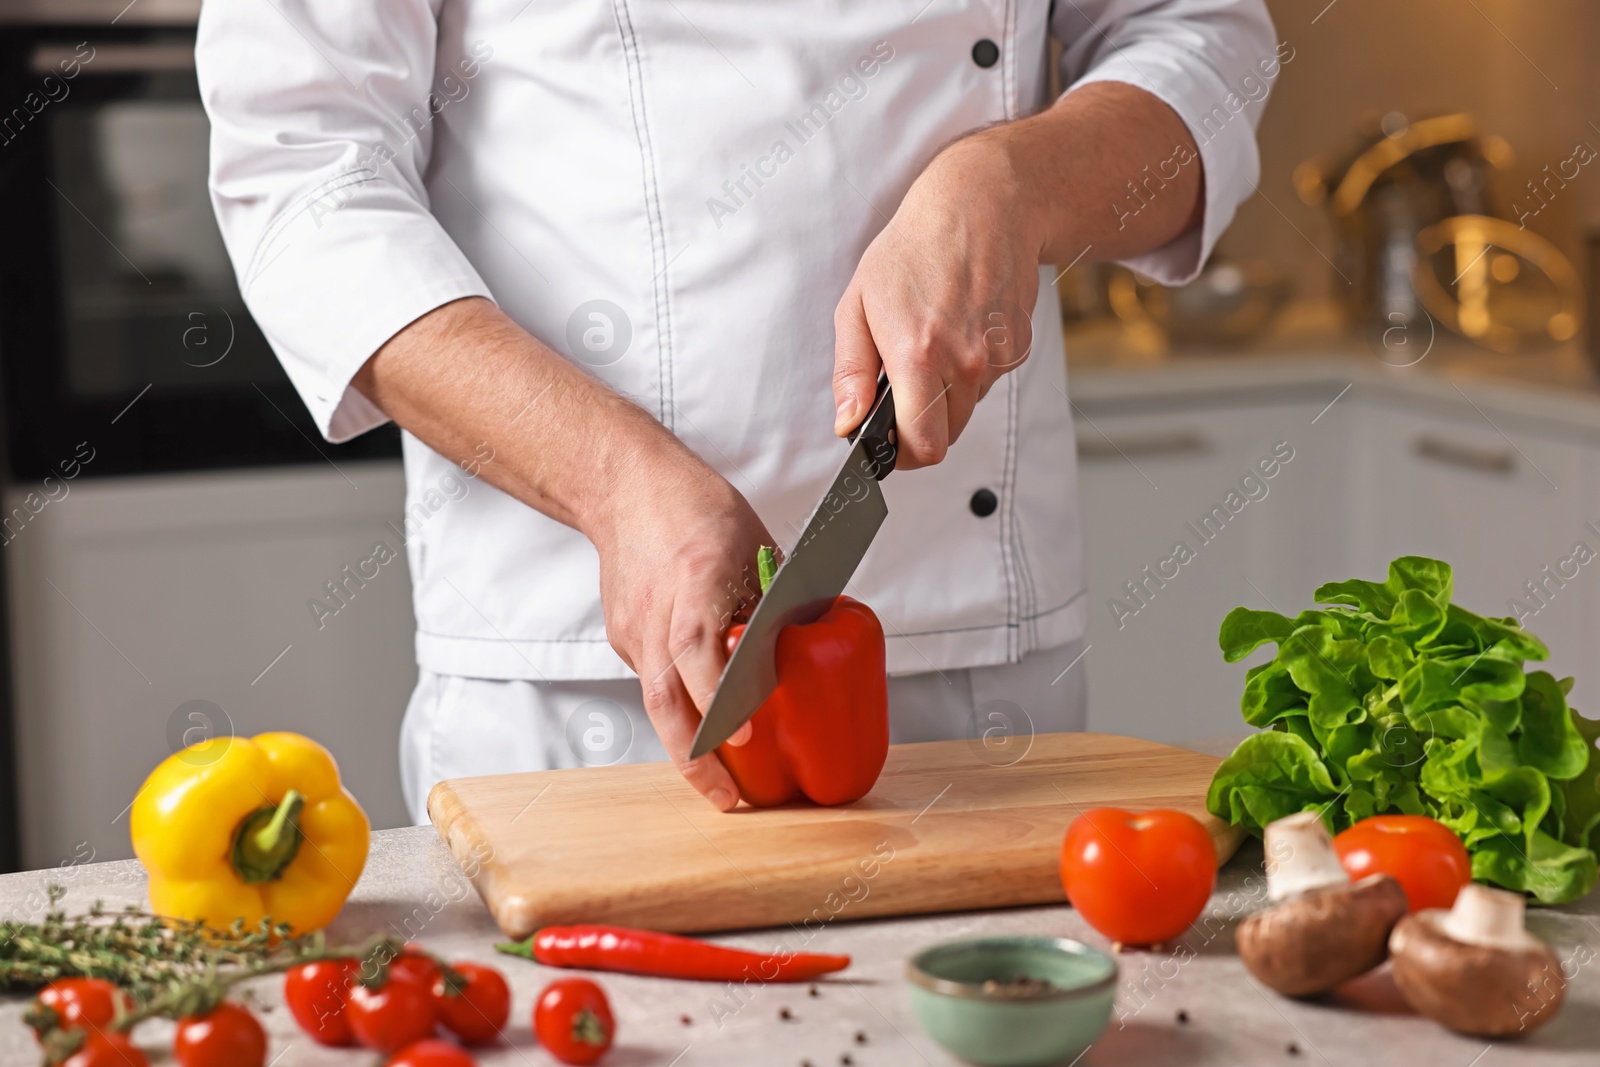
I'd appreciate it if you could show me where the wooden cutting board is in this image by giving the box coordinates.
[428,733,1243,938]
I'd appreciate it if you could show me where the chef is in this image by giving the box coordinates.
[197,0,1275,821]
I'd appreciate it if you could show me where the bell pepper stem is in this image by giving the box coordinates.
[232,789,306,884]
[757,545,777,595]
[255,789,304,854]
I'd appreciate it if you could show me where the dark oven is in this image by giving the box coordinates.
[0,0,400,481]
[0,0,401,872]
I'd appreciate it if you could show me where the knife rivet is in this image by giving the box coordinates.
[969,488,998,517]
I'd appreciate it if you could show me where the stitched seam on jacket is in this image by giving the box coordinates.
[1012,362,1040,649]
[612,0,675,428]
[1003,0,1018,120]
[1013,487,1040,650]
[886,589,1087,638]
[242,168,380,292]
[998,372,1022,657]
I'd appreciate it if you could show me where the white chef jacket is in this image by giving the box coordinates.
[198,0,1273,681]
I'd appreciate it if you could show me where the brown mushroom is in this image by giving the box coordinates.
[1236,812,1409,997]
[1389,883,1565,1037]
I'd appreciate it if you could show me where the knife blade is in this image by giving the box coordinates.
[688,373,897,759]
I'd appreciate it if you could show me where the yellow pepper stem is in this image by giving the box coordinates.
[231,789,305,884]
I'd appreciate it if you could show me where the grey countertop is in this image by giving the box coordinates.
[2,823,1597,1067]
[1066,346,1600,445]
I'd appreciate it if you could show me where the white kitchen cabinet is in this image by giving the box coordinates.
[1073,363,1600,744]
[1073,383,1352,744]
[1345,392,1597,708]
[6,462,416,869]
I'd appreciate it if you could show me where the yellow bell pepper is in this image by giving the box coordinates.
[130,731,369,933]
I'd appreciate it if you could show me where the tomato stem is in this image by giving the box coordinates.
[573,1006,610,1047]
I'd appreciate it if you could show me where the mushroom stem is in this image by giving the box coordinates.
[1264,812,1348,902]
[1440,884,1528,950]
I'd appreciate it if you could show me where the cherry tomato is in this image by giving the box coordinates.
[388,1038,479,1067]
[433,962,511,1046]
[32,977,131,1038]
[1060,808,1217,945]
[389,944,443,989]
[174,1002,267,1067]
[535,978,614,1066]
[63,1033,148,1067]
[1334,814,1471,912]
[284,958,359,1046]
[348,973,438,1053]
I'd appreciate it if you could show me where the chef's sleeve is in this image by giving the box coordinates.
[1052,0,1279,286]
[196,0,493,442]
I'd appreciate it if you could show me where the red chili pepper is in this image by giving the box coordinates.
[717,547,889,807]
[497,925,850,983]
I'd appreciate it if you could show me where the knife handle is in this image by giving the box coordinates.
[848,371,897,480]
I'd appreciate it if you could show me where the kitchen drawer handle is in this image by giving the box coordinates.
[1412,434,1516,475]
[1076,428,1207,461]
[31,42,195,76]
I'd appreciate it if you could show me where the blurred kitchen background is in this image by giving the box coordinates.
[3,0,1600,872]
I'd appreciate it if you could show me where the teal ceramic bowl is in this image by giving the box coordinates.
[905,936,1116,1067]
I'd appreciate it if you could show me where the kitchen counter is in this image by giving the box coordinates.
[1062,300,1600,401]
[1067,344,1600,440]
[2,823,1596,1066]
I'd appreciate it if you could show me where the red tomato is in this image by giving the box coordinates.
[390,945,444,990]
[283,958,359,1046]
[63,1033,148,1067]
[348,974,438,1053]
[535,978,615,1066]
[32,977,131,1038]
[433,962,511,1046]
[173,1002,267,1067]
[388,1038,479,1067]
[1334,815,1471,912]
[1060,808,1217,945]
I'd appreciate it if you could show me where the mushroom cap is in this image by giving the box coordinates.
[1237,873,1409,997]
[1389,909,1565,1037]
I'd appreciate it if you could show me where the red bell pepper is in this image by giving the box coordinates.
[716,547,889,807]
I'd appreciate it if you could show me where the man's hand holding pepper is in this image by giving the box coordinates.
[355,297,758,813]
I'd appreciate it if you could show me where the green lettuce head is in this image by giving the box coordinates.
[1206,556,1600,904]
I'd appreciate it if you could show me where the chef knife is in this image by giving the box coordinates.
[688,373,897,760]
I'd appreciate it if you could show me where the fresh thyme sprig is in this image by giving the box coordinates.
[5,885,411,1063]
[1,885,383,997]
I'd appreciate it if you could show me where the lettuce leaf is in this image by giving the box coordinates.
[1205,732,1339,834]
[1556,704,1600,855]
[1207,555,1599,904]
